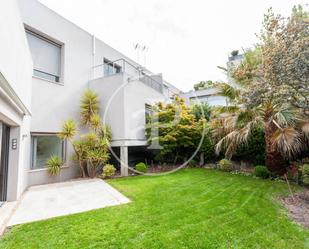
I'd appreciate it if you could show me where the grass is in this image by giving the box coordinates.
[0,169,308,249]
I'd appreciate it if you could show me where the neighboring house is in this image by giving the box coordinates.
[180,52,244,107]
[0,0,180,203]
[226,52,244,86]
[180,88,228,106]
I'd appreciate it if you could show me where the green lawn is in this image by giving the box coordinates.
[1,169,308,249]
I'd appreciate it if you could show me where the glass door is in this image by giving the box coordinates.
[0,122,10,202]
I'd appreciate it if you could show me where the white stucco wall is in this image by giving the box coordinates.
[0,0,33,110]
[0,0,33,201]
[90,73,166,147]
[16,0,179,187]
[124,78,166,144]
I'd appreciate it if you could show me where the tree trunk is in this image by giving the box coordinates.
[80,161,89,178]
[199,152,204,167]
[264,123,287,176]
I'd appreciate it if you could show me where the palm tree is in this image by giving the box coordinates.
[213,83,309,175]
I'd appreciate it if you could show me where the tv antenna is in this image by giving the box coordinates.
[134,43,149,67]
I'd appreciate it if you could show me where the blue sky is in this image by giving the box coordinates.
[39,0,308,91]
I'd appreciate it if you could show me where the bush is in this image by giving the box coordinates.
[235,127,265,165]
[46,155,62,176]
[218,159,233,172]
[135,162,147,173]
[102,164,116,178]
[302,164,309,185]
[254,165,270,179]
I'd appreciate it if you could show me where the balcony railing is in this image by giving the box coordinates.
[93,59,163,93]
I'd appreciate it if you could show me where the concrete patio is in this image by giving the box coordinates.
[7,178,130,226]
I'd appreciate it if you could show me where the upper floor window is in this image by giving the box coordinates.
[104,58,121,76]
[26,30,61,82]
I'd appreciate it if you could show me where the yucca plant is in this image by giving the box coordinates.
[58,89,112,178]
[80,89,100,126]
[46,155,63,176]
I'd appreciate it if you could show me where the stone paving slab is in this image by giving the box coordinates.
[8,178,130,226]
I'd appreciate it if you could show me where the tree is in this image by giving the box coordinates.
[58,90,111,177]
[213,6,309,175]
[238,6,309,114]
[146,97,214,166]
[191,103,212,121]
[193,80,215,91]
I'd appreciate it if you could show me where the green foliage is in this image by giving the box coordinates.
[1,170,308,249]
[146,97,216,165]
[80,89,100,126]
[46,155,62,176]
[301,164,309,185]
[146,96,200,164]
[218,159,233,172]
[58,119,77,140]
[231,49,262,88]
[235,126,265,165]
[216,82,240,101]
[254,165,271,179]
[196,121,215,163]
[135,162,147,173]
[214,5,309,175]
[193,80,215,91]
[231,50,239,56]
[102,164,116,178]
[191,103,212,121]
[59,90,112,178]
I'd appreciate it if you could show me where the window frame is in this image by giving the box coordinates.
[30,133,66,170]
[25,28,64,84]
[103,58,122,77]
[145,104,153,124]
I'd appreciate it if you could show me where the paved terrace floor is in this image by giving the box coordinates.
[7,178,130,226]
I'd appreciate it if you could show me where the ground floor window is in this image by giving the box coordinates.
[31,134,65,169]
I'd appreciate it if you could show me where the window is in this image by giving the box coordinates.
[145,104,153,124]
[103,59,121,76]
[26,30,61,82]
[31,134,65,169]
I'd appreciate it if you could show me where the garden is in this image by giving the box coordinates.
[0,5,308,249]
[0,169,308,249]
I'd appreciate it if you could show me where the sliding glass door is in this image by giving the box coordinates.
[0,122,10,202]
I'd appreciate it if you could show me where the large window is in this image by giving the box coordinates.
[104,59,121,76]
[26,30,61,82]
[31,134,65,169]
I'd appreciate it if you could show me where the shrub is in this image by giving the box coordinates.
[254,165,270,179]
[235,127,265,165]
[188,159,199,167]
[46,155,62,176]
[218,159,233,172]
[135,162,147,173]
[302,164,309,185]
[102,164,116,178]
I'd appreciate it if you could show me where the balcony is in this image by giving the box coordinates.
[93,59,163,94]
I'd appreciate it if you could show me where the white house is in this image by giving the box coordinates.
[180,52,244,107]
[0,0,180,204]
[180,88,228,106]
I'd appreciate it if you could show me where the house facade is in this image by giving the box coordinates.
[0,0,179,203]
[180,88,228,106]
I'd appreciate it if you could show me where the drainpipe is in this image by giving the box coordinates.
[90,35,96,87]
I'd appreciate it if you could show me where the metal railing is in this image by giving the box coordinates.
[93,59,163,93]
